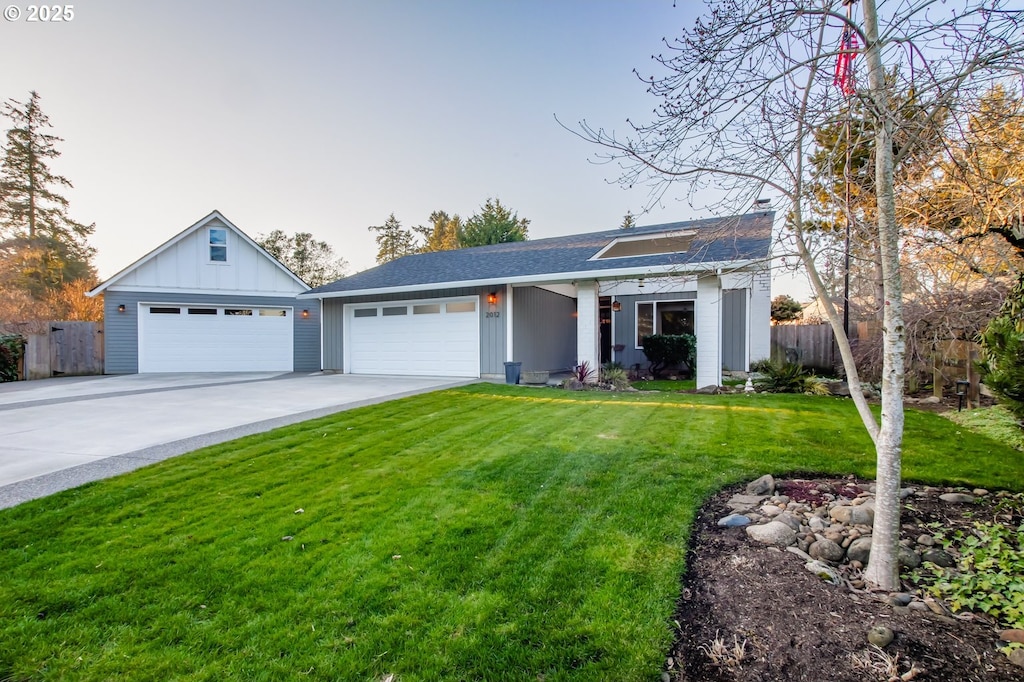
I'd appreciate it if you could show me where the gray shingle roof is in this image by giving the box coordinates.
[305,211,772,297]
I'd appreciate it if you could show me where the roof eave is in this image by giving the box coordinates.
[298,258,765,300]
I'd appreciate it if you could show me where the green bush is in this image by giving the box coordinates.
[641,334,696,378]
[979,279,1024,419]
[600,364,630,390]
[753,360,811,393]
[911,498,1024,650]
[0,335,25,382]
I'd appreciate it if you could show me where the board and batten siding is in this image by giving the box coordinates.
[512,286,577,373]
[721,289,748,371]
[111,218,305,296]
[319,286,505,376]
[102,291,320,374]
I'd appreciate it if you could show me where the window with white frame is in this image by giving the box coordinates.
[209,228,228,262]
[636,300,695,347]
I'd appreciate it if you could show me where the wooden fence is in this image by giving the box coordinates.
[770,322,981,395]
[8,321,104,380]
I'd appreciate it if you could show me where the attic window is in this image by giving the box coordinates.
[209,228,227,262]
[591,230,695,260]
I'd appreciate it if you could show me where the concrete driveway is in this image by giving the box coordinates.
[0,372,471,509]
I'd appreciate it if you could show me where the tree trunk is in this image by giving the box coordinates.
[861,0,905,592]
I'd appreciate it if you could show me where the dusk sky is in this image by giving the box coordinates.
[3,1,817,297]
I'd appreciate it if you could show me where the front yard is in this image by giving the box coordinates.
[1,384,1020,681]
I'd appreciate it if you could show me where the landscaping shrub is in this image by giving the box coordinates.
[980,276,1024,418]
[0,335,25,382]
[641,334,696,378]
[753,359,811,393]
[600,362,630,390]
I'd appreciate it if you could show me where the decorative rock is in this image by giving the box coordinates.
[726,493,769,511]
[804,560,841,585]
[846,536,873,564]
[889,593,914,607]
[774,512,802,532]
[1009,647,1024,669]
[829,505,875,526]
[759,504,783,518]
[808,516,828,532]
[746,521,798,548]
[999,629,1024,644]
[717,514,752,528]
[916,534,935,547]
[746,474,776,496]
[867,625,894,647]
[809,538,845,563]
[921,548,955,568]
[898,547,921,569]
[939,492,976,504]
[824,530,844,544]
[973,488,989,497]
[786,545,813,562]
[922,395,941,404]
[899,487,916,499]
[908,601,929,612]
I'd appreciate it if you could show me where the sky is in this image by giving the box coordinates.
[2,0,813,299]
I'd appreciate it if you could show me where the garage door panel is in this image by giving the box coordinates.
[139,304,293,372]
[347,299,479,377]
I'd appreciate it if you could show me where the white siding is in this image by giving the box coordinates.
[576,281,600,380]
[113,219,305,295]
[748,268,772,364]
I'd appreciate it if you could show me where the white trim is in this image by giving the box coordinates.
[298,259,759,300]
[634,298,696,349]
[101,285,303,298]
[588,229,697,261]
[505,283,514,363]
[88,210,309,296]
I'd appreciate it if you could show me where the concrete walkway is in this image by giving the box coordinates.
[0,372,470,509]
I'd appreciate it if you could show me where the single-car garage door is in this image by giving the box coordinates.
[346,297,479,377]
[138,304,293,372]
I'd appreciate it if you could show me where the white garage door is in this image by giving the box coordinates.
[139,304,293,372]
[347,298,479,377]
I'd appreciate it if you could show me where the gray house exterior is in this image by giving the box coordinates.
[302,212,773,388]
[89,211,321,374]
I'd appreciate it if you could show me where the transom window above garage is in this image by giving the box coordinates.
[209,228,228,262]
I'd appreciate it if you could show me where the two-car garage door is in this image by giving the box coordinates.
[346,297,479,377]
[139,304,293,372]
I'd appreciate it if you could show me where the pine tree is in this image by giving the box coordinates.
[368,213,417,264]
[459,198,529,247]
[0,91,95,299]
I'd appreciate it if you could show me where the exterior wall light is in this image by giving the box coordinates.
[302,309,310,318]
[487,292,498,305]
[611,301,622,312]
[117,304,126,313]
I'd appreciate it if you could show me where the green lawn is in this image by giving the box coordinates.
[1,384,1021,681]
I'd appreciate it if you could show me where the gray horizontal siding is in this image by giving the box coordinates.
[318,286,504,376]
[103,290,319,374]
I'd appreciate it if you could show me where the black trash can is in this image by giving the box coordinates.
[503,361,522,385]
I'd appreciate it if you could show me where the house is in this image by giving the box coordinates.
[88,211,320,373]
[300,212,773,388]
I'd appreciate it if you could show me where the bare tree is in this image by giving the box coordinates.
[571,0,1023,590]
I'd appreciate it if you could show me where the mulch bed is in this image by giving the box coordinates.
[665,480,1022,681]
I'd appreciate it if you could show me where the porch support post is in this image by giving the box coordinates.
[576,280,600,381]
[696,274,722,388]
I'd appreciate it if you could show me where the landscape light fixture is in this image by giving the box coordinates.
[117,304,126,313]
[487,292,498,305]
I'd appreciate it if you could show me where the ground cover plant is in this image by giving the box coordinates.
[1,384,1021,681]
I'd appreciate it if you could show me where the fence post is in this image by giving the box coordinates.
[932,352,943,399]
[967,347,980,409]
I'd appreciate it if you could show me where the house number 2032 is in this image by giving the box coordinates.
[486,311,500,318]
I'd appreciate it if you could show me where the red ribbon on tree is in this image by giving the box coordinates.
[834,29,858,97]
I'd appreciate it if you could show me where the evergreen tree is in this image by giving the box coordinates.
[459,198,529,247]
[620,211,637,229]
[0,91,95,299]
[368,213,417,264]
[415,210,462,252]
[771,295,803,324]
[257,229,349,287]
